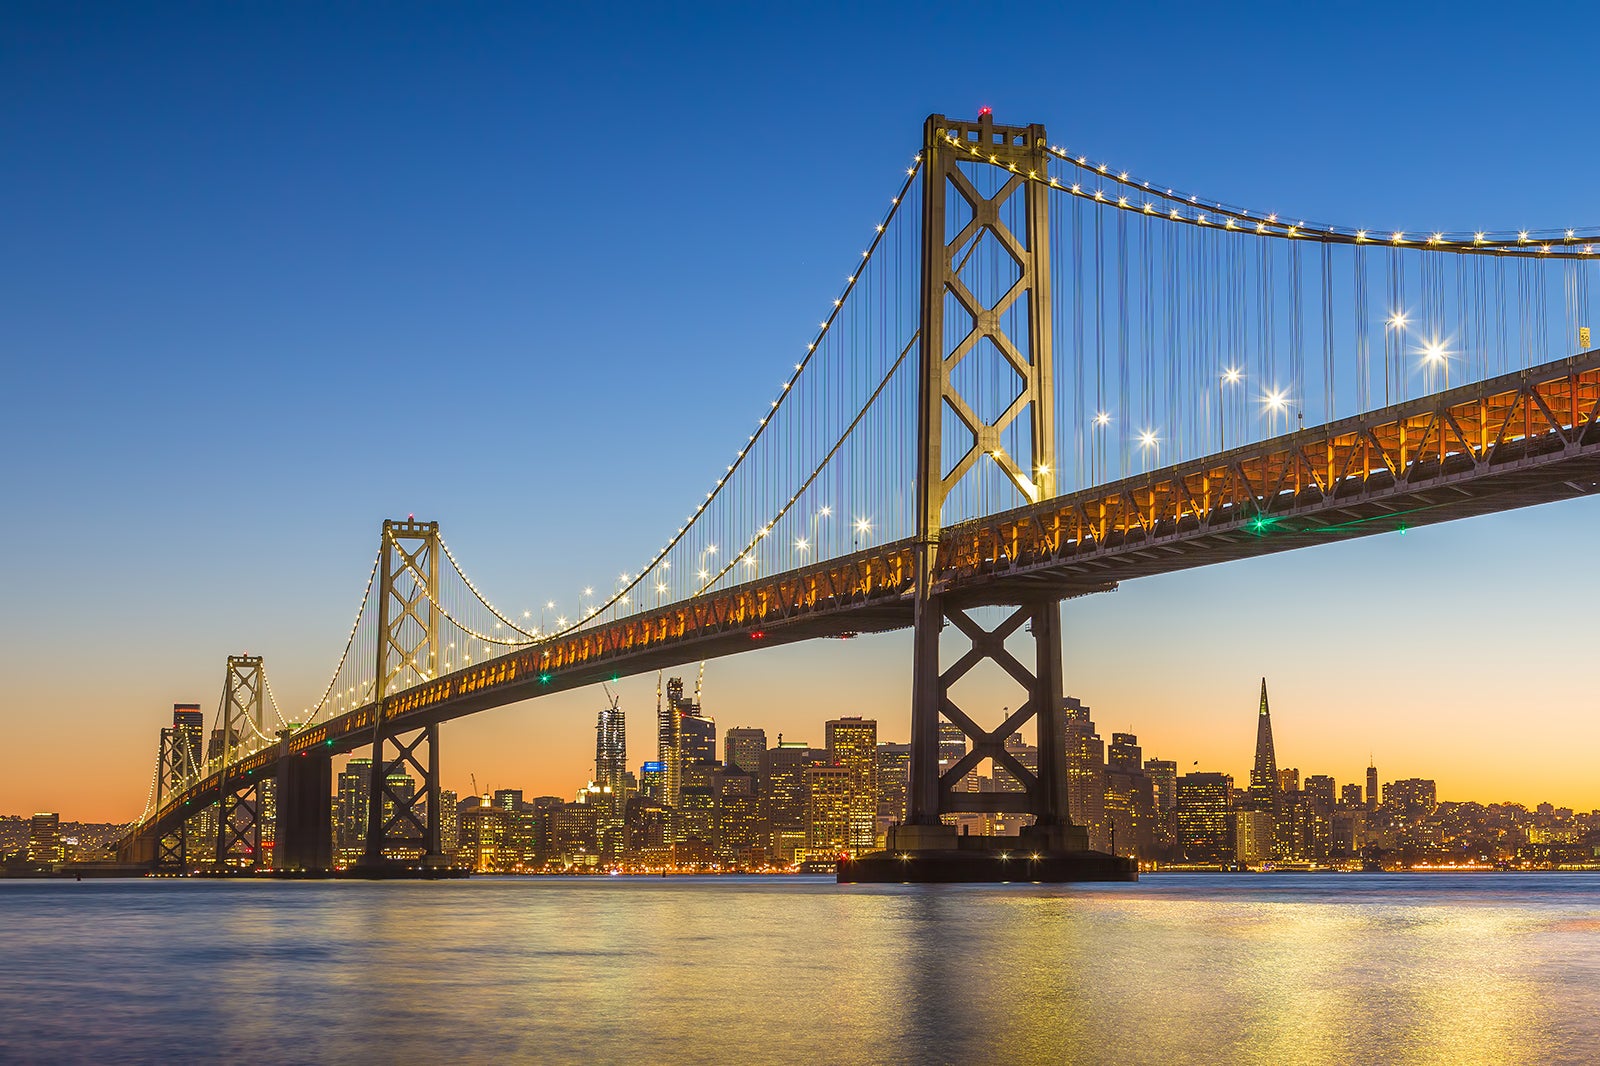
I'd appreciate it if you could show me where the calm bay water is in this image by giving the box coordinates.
[1,873,1596,1064]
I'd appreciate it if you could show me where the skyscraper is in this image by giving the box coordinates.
[596,697,626,794]
[335,757,372,865]
[825,717,878,852]
[1366,762,1380,811]
[172,704,204,775]
[1062,696,1108,851]
[596,695,627,859]
[804,764,853,858]
[1248,678,1279,807]
[876,742,910,835]
[659,676,714,808]
[1177,772,1233,863]
[764,740,813,864]
[724,727,766,781]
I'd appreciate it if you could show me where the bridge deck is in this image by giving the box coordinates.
[130,348,1600,846]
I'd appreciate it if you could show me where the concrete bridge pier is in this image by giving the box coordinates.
[275,744,333,873]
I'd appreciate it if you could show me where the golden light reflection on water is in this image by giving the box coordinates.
[0,874,1596,1064]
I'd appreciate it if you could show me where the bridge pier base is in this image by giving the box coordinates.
[841,594,1135,884]
[275,746,332,873]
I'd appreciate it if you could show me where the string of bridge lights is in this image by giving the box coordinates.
[939,129,1600,257]
[296,551,381,729]
[517,156,924,639]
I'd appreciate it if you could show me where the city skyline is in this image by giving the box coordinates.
[8,5,1600,821]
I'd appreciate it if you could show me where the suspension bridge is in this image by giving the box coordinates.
[118,112,1600,878]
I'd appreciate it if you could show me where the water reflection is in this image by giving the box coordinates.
[0,874,1595,1064]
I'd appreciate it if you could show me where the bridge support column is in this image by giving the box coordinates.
[359,519,449,873]
[844,111,1130,882]
[276,742,332,873]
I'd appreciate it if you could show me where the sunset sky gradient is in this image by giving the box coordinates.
[4,3,1599,820]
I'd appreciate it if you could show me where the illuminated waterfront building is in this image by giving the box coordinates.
[548,803,598,866]
[1145,758,1178,853]
[335,757,372,864]
[457,797,514,872]
[28,813,63,865]
[714,768,763,863]
[825,717,879,852]
[437,789,460,861]
[1062,696,1109,851]
[804,764,853,858]
[764,740,813,864]
[1177,772,1233,863]
[1234,809,1274,865]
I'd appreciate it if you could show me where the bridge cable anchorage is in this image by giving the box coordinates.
[540,158,924,635]
[1011,135,1600,257]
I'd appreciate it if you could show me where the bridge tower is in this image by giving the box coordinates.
[213,654,267,867]
[361,518,447,868]
[153,725,200,867]
[897,112,1080,859]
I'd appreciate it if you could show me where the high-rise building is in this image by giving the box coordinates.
[876,742,910,836]
[437,789,460,862]
[1277,768,1300,794]
[825,717,879,852]
[659,676,714,809]
[172,704,204,774]
[335,757,372,864]
[639,761,666,803]
[714,768,763,863]
[1234,809,1274,865]
[493,789,523,813]
[28,813,63,865]
[1176,772,1233,863]
[1304,775,1336,808]
[1366,763,1380,811]
[1103,735,1154,859]
[1144,757,1179,855]
[1062,697,1108,851]
[724,728,766,781]
[1340,783,1364,808]
[804,764,853,858]
[681,712,716,769]
[596,698,627,794]
[764,740,813,864]
[937,721,970,794]
[658,679,684,809]
[1248,678,1279,807]
[596,697,627,859]
[458,796,514,872]
[1108,733,1143,772]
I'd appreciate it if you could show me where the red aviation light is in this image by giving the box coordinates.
[977,106,992,116]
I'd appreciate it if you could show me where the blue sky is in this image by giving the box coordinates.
[4,2,1599,817]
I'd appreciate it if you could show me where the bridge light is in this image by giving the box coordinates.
[1138,429,1158,449]
[1223,366,1242,384]
[1421,340,1448,364]
[1094,411,1111,427]
[1387,311,1408,331]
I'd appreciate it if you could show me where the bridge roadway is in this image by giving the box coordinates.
[135,347,1600,843]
